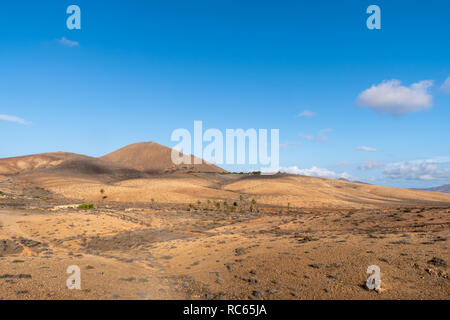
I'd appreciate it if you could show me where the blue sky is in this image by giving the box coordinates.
[1,0,449,188]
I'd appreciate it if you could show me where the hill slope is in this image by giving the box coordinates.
[36,172,450,208]
[2,145,450,208]
[2,153,147,186]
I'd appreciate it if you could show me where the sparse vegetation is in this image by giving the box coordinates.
[100,189,108,200]
[224,171,262,175]
[77,204,94,210]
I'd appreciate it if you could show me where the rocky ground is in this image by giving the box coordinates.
[0,189,449,299]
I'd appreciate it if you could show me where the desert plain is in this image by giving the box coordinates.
[0,142,449,299]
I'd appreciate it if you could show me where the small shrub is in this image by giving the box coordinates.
[78,204,94,210]
[233,201,238,206]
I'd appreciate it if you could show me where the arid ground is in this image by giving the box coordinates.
[0,143,449,299]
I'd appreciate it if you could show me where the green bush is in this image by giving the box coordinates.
[78,204,94,209]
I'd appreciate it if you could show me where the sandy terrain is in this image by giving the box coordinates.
[0,144,449,300]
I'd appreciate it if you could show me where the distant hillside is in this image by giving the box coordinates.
[0,152,86,175]
[101,141,225,174]
[418,184,450,194]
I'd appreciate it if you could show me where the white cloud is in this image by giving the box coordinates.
[297,110,316,118]
[357,146,378,152]
[383,157,450,181]
[359,160,384,170]
[440,77,450,93]
[0,114,28,125]
[279,166,352,180]
[57,37,79,47]
[357,79,433,115]
[299,128,331,143]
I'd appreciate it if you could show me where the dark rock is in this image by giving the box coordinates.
[428,257,447,268]
[252,290,264,298]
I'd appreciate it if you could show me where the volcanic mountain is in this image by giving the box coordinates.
[100,141,224,174]
[418,184,450,194]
